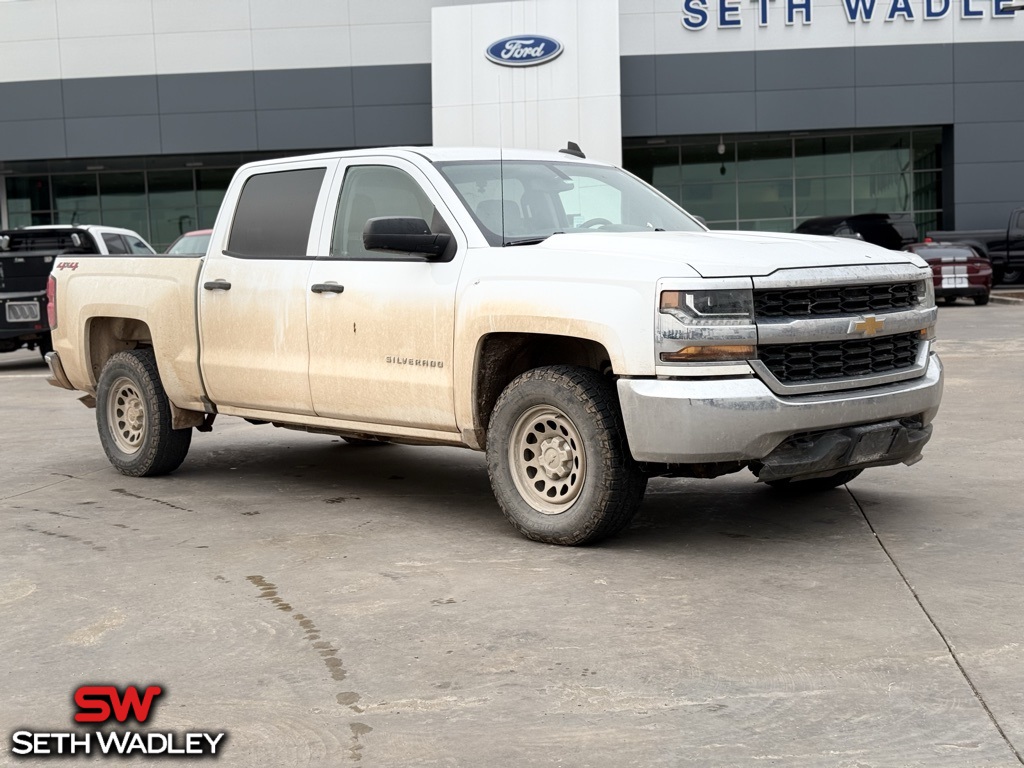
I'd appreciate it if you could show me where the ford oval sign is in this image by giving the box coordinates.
[485,35,563,67]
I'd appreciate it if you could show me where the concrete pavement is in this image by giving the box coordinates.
[1,302,1022,767]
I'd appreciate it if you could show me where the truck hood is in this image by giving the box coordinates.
[536,230,927,278]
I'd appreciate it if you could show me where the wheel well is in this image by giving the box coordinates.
[474,333,613,444]
[87,317,153,384]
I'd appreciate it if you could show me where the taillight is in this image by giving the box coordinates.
[46,274,57,329]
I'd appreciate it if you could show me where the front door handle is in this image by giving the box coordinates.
[310,283,345,294]
[203,280,231,291]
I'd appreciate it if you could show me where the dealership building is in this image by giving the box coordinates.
[0,0,1020,250]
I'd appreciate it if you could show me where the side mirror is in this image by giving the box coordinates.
[363,217,451,257]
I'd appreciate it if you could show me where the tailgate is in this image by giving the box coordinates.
[0,251,56,339]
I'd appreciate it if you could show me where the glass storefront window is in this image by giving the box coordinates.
[912,171,942,212]
[795,136,851,177]
[680,182,736,223]
[795,177,852,218]
[853,173,912,213]
[5,176,51,214]
[913,129,942,171]
[148,171,196,250]
[197,168,233,208]
[738,219,794,233]
[100,172,146,210]
[1,155,273,242]
[679,143,733,183]
[852,133,910,175]
[101,209,150,236]
[624,128,943,233]
[7,212,53,228]
[53,174,99,224]
[737,139,792,181]
[738,179,792,219]
[198,206,222,229]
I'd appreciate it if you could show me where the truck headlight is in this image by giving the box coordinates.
[660,289,753,325]
[657,284,756,365]
[916,277,935,309]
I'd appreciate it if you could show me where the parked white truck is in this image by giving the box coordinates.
[46,147,942,545]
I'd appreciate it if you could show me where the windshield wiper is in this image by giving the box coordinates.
[503,235,558,247]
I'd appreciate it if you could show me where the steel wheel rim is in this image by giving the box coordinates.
[107,376,146,454]
[508,404,587,515]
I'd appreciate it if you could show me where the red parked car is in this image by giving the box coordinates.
[903,241,992,306]
[165,229,213,255]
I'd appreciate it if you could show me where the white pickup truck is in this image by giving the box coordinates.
[46,147,942,545]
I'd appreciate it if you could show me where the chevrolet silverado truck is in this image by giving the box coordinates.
[928,207,1024,284]
[0,225,154,357]
[45,147,943,545]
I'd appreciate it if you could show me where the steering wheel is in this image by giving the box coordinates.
[579,217,613,229]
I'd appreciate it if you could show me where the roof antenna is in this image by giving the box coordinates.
[559,141,586,159]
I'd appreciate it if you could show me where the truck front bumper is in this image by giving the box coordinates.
[617,353,943,465]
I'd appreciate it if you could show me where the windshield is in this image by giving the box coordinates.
[166,233,211,255]
[434,160,705,246]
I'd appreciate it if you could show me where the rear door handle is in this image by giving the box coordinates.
[203,280,231,291]
[310,283,345,294]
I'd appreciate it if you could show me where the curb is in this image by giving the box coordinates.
[989,293,1024,305]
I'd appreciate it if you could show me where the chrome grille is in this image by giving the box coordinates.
[754,283,919,318]
[757,332,921,383]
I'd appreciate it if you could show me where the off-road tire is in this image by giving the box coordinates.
[96,349,192,477]
[766,468,862,492]
[486,365,647,546]
[973,293,990,306]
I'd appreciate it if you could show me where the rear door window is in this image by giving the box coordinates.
[228,168,327,259]
[125,235,154,254]
[102,233,128,254]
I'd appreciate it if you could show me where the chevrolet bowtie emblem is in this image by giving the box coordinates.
[851,316,885,336]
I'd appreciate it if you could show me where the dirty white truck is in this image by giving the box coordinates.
[46,147,942,545]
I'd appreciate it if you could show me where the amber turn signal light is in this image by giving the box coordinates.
[659,344,756,363]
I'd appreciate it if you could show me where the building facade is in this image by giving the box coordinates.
[0,0,1020,249]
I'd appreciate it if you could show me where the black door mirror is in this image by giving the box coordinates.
[363,217,451,257]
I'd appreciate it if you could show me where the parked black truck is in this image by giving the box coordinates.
[0,225,156,357]
[928,207,1024,284]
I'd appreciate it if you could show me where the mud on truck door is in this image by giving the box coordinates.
[306,159,462,431]
[198,161,338,415]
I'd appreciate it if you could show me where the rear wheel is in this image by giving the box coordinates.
[942,296,958,306]
[974,293,990,306]
[486,366,646,546]
[96,349,192,477]
[766,469,862,492]
[1003,268,1023,284]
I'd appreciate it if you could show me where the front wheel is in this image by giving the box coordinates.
[486,366,646,546]
[96,349,192,477]
[1003,268,1023,284]
[766,468,862,492]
